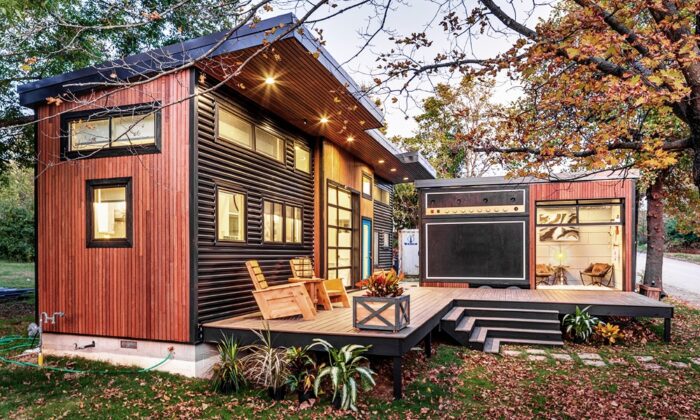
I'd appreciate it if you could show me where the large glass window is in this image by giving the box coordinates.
[86,178,132,248]
[66,105,159,154]
[535,199,624,290]
[328,184,354,287]
[294,143,310,173]
[217,189,245,242]
[217,106,253,148]
[373,184,390,205]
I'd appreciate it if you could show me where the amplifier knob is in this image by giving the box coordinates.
[461,209,466,214]
[485,208,491,212]
[477,209,483,213]
[514,206,518,211]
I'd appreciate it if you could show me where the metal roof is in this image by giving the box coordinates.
[414,169,639,189]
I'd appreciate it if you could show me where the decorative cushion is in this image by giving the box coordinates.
[535,264,553,276]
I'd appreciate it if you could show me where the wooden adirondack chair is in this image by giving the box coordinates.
[246,260,316,320]
[289,257,350,310]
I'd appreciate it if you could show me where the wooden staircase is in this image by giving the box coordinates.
[441,305,564,353]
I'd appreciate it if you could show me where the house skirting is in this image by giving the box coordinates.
[41,333,218,378]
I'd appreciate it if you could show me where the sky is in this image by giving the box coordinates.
[266,0,552,138]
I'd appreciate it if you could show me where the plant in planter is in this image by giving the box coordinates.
[353,269,409,332]
[210,335,246,394]
[241,327,289,400]
[286,342,321,404]
[562,306,600,343]
[594,322,624,344]
[312,339,375,411]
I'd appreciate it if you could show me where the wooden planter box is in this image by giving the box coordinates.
[353,295,410,332]
[639,284,662,300]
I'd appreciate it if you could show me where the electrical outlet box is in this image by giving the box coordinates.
[120,340,137,349]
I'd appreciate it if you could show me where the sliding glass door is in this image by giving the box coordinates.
[327,184,355,287]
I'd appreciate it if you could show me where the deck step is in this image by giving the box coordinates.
[456,316,560,333]
[469,327,563,347]
[442,307,465,323]
[461,306,560,320]
[484,337,564,354]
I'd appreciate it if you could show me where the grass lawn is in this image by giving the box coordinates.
[1,267,700,417]
[666,252,700,265]
[0,260,34,289]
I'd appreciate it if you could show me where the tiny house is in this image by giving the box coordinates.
[415,173,638,291]
[18,14,435,375]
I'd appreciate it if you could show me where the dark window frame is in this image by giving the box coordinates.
[327,182,355,283]
[263,199,285,244]
[214,185,248,245]
[535,198,625,227]
[262,199,304,245]
[285,204,304,244]
[214,102,287,166]
[86,177,133,248]
[61,102,161,160]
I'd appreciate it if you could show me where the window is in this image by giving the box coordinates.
[217,106,253,148]
[86,178,132,248]
[285,205,303,243]
[362,173,372,199]
[536,199,623,226]
[217,189,246,242]
[264,201,284,243]
[63,103,160,158]
[373,184,390,205]
[255,127,285,162]
[294,143,311,173]
[216,103,286,163]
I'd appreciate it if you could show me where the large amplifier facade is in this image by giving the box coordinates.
[419,186,530,287]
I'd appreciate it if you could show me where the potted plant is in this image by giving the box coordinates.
[286,342,320,404]
[312,339,375,411]
[353,269,409,332]
[209,335,246,394]
[562,306,600,343]
[241,327,289,400]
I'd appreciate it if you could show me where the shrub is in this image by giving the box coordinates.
[0,204,34,262]
[562,306,599,342]
[210,336,246,394]
[241,327,288,400]
[286,343,321,403]
[313,339,375,411]
[594,322,624,344]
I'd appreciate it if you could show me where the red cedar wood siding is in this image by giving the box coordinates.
[36,71,191,342]
[528,179,635,291]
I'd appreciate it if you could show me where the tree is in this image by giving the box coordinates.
[0,163,34,261]
[392,183,419,230]
[396,76,496,178]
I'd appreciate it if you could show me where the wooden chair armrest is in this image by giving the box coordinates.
[254,283,305,293]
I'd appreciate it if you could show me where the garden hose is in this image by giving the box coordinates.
[0,334,173,374]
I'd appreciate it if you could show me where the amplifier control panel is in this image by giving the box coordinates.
[425,189,526,216]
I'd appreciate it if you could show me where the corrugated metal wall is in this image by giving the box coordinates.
[195,80,315,323]
[373,179,394,269]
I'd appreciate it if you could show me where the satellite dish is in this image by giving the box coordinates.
[27,322,40,337]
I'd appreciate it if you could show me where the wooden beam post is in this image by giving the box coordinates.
[424,330,432,358]
[393,356,402,400]
[664,318,671,343]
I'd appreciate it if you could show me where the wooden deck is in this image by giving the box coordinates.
[203,287,672,348]
[201,286,673,399]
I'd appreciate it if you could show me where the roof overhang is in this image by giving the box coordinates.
[18,13,435,183]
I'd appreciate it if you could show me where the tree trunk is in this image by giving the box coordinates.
[643,170,668,290]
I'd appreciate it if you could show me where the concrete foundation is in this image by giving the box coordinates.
[41,333,218,378]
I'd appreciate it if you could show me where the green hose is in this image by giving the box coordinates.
[0,335,174,374]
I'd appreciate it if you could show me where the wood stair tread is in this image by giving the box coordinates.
[462,306,559,315]
[442,307,464,322]
[469,326,562,344]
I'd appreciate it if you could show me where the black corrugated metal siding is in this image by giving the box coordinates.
[196,81,315,323]
[373,179,394,269]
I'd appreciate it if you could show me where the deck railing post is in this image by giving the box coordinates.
[393,356,402,400]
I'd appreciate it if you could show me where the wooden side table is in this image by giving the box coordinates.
[289,278,333,310]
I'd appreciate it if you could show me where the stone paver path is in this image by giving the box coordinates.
[500,348,700,371]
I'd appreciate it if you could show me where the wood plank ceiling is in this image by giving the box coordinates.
[196,38,419,183]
